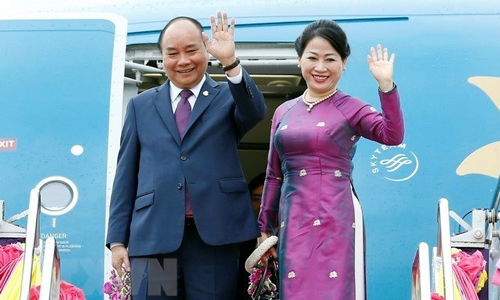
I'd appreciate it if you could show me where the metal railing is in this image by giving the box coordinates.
[19,188,61,300]
[39,237,61,300]
[19,189,42,300]
[434,198,455,300]
[0,200,26,239]
[411,242,431,300]
[410,176,500,299]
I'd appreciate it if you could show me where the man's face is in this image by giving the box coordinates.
[160,20,209,89]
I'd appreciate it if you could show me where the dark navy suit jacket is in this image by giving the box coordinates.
[106,70,267,257]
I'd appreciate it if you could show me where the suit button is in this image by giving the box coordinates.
[176,183,183,189]
[181,155,187,161]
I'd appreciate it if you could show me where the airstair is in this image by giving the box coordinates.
[0,182,63,299]
[412,177,500,300]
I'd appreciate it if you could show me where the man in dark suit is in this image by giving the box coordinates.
[106,11,267,300]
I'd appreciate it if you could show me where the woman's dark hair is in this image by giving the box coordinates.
[294,19,351,60]
[157,16,204,52]
[248,173,266,192]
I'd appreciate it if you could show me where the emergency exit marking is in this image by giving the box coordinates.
[0,139,16,150]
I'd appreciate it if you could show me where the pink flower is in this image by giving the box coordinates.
[102,282,113,294]
[29,285,40,300]
[103,267,131,300]
[59,281,85,300]
[247,262,277,295]
[0,243,23,268]
[28,281,85,300]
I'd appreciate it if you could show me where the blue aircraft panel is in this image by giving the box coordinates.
[342,14,500,298]
[0,14,126,299]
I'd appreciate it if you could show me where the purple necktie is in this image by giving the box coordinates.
[175,89,193,139]
[175,89,194,216]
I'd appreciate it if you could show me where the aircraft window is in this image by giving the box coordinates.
[36,177,79,216]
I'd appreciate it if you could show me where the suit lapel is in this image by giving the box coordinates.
[152,83,182,145]
[185,76,220,135]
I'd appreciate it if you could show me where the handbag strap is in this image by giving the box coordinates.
[271,258,279,290]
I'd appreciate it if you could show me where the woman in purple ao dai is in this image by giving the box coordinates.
[257,19,404,300]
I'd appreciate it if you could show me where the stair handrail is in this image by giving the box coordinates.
[411,242,431,300]
[19,189,42,300]
[436,198,455,300]
[39,237,61,300]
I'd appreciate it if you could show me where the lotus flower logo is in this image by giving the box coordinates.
[456,76,500,178]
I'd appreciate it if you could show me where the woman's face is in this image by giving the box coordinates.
[298,36,346,97]
[251,185,263,216]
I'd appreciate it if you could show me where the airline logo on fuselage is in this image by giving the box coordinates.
[370,144,419,182]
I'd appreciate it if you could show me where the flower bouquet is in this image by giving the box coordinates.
[245,236,279,300]
[247,259,278,298]
[103,267,131,300]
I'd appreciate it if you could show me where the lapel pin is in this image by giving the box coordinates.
[203,91,209,97]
